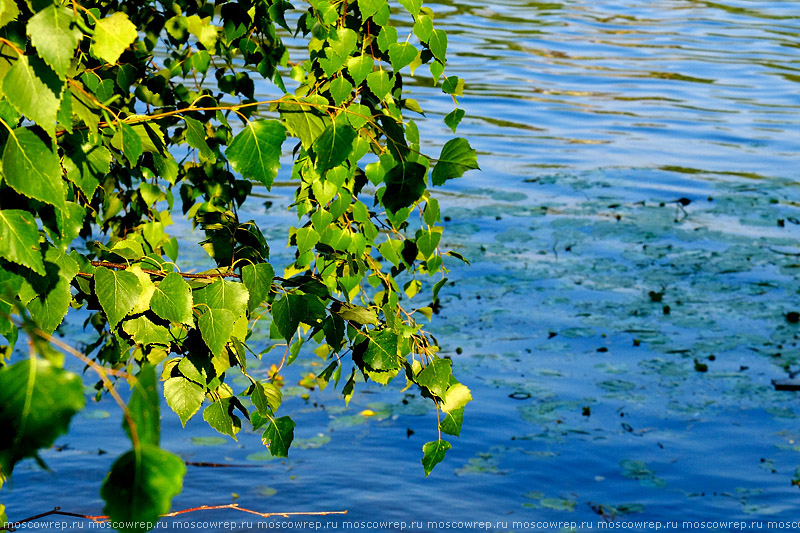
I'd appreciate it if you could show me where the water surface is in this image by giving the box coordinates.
[6,1,800,531]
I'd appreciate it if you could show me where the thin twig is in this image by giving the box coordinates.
[0,505,348,531]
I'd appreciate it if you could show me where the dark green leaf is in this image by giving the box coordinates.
[94,267,141,330]
[421,439,451,476]
[431,138,479,186]
[3,128,66,211]
[0,209,44,275]
[313,123,356,173]
[271,293,327,341]
[227,120,286,188]
[0,358,85,476]
[124,366,160,447]
[382,162,427,213]
[444,108,465,133]
[164,377,204,427]
[183,116,215,162]
[151,273,193,325]
[27,5,81,79]
[363,329,399,371]
[100,445,185,533]
[262,415,295,458]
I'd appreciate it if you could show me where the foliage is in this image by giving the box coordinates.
[0,0,477,529]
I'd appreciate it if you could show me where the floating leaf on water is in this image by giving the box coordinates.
[293,434,332,450]
[190,436,228,446]
[246,451,276,462]
[255,486,278,497]
[540,498,577,511]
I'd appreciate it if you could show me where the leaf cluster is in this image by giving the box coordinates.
[0,0,478,527]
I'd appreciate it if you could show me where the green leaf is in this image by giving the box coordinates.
[357,0,385,20]
[442,75,464,96]
[0,358,85,476]
[92,12,137,64]
[421,439,451,476]
[363,329,399,371]
[439,407,463,437]
[0,0,20,30]
[27,5,81,79]
[271,293,327,341]
[100,445,185,533]
[203,398,240,440]
[413,15,433,43]
[1,55,62,138]
[262,415,295,458]
[198,308,235,357]
[0,209,44,275]
[27,277,71,334]
[193,279,249,320]
[313,123,357,173]
[428,29,447,62]
[366,70,392,100]
[122,316,171,346]
[3,128,66,211]
[124,366,160,447]
[279,96,330,150]
[151,273,193,325]
[416,356,452,397]
[399,0,422,16]
[346,55,373,86]
[444,108,465,133]
[335,303,378,325]
[183,116,215,162]
[431,138,479,185]
[382,162,427,213]
[295,226,320,256]
[164,377,204,427]
[330,76,354,106]
[441,382,472,413]
[242,263,274,312]
[227,120,286,188]
[94,266,142,330]
[251,381,282,415]
[388,43,419,72]
[112,123,143,166]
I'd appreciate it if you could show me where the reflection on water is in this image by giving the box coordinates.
[6,1,800,531]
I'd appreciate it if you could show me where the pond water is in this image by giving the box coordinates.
[6,1,800,531]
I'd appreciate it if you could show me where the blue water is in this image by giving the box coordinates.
[5,1,800,531]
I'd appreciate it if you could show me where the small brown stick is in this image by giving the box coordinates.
[0,505,348,531]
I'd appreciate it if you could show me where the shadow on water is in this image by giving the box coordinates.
[6,0,800,531]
